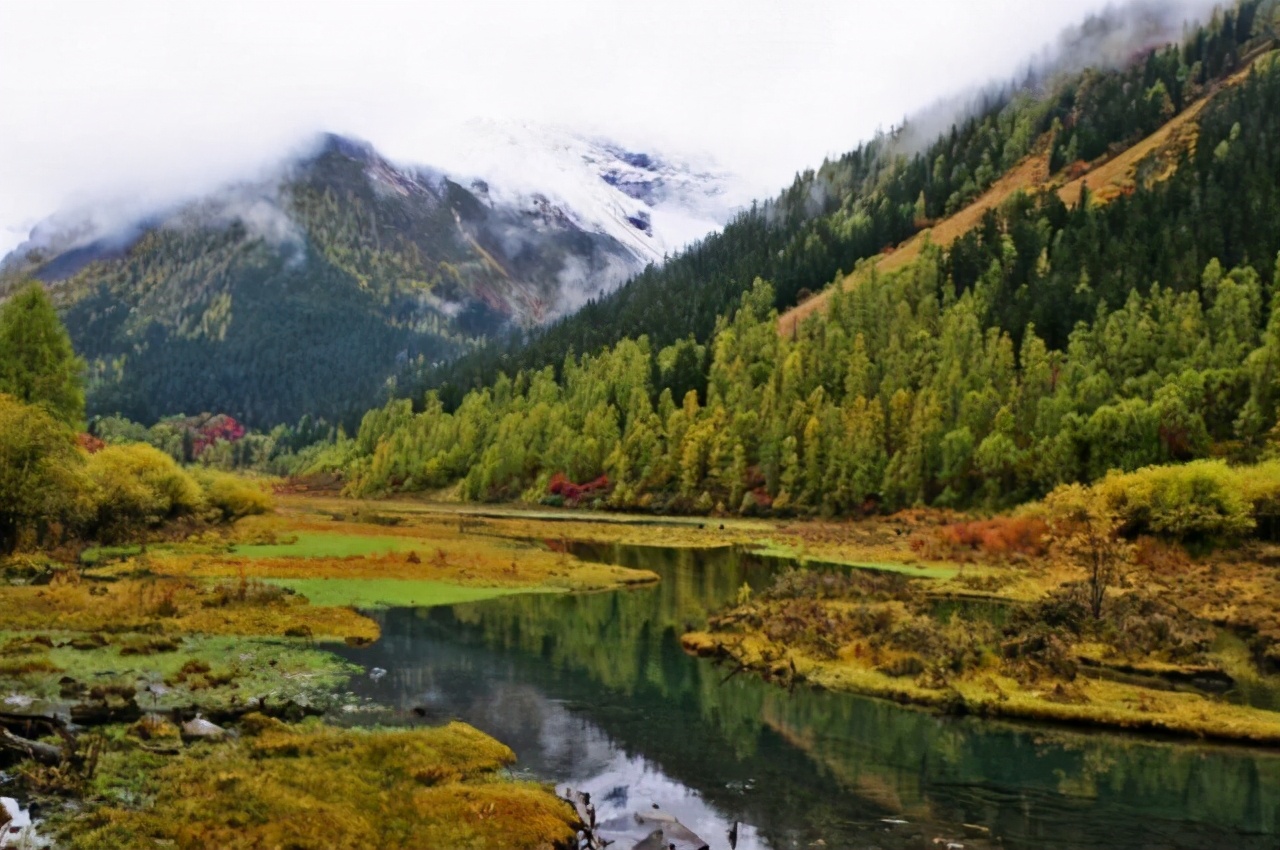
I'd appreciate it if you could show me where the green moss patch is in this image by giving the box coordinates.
[0,632,359,713]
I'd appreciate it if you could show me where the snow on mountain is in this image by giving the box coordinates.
[428,119,750,267]
[3,122,748,304]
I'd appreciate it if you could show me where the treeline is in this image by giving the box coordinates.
[414,0,1276,407]
[345,246,1280,515]
[91,411,341,475]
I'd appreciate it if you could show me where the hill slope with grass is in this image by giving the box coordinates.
[780,43,1279,335]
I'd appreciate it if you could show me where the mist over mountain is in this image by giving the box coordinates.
[0,128,744,426]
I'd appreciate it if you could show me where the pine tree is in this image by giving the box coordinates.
[0,283,85,427]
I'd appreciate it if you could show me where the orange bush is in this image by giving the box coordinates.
[915,516,1049,561]
[1132,535,1192,573]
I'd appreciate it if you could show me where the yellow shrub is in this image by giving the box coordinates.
[0,394,90,552]
[1094,460,1255,540]
[1232,459,1280,532]
[86,444,205,540]
[194,470,273,520]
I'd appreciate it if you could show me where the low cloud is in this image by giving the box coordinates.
[3,0,1181,259]
[892,0,1223,159]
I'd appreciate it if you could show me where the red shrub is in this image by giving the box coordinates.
[77,433,106,454]
[548,472,610,505]
[921,516,1049,560]
[190,414,246,457]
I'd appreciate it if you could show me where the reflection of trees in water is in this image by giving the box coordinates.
[351,544,1280,850]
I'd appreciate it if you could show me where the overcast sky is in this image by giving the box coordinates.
[0,0,1204,256]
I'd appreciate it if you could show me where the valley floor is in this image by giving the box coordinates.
[4,493,1280,846]
[0,495,657,849]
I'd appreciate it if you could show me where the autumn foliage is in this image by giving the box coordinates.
[76,433,106,454]
[182,413,247,457]
[547,472,610,505]
[913,516,1049,561]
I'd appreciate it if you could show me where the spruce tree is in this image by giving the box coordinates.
[0,282,85,427]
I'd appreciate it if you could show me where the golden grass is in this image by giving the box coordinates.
[65,720,579,850]
[778,149,1051,336]
[0,577,379,642]
[683,629,1280,745]
[207,506,661,592]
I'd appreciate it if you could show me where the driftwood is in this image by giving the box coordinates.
[0,710,67,739]
[0,710,88,772]
[70,699,141,725]
[0,728,63,766]
[563,788,602,849]
[617,812,709,850]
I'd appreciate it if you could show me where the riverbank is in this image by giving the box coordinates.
[293,493,973,577]
[680,518,1280,746]
[0,495,663,847]
[290,495,1280,744]
[272,495,1280,747]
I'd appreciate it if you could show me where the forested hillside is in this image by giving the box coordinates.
[0,135,643,427]
[419,1,1275,406]
[342,5,1280,517]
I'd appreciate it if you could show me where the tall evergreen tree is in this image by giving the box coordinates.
[0,283,85,427]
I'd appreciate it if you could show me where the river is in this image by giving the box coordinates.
[335,542,1280,850]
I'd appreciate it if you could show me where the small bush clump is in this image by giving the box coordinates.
[86,444,206,542]
[194,470,272,521]
[913,515,1049,561]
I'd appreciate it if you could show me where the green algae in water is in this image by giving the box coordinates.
[82,532,432,566]
[265,578,555,609]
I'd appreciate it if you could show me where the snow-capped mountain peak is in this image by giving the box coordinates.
[433,120,748,266]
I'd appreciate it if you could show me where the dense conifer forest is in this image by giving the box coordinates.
[337,3,1280,519]
[418,1,1276,406]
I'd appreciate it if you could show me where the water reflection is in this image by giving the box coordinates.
[336,543,1280,850]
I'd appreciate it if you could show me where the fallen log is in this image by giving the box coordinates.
[0,710,67,740]
[0,728,63,767]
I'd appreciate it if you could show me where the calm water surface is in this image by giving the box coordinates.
[336,543,1280,850]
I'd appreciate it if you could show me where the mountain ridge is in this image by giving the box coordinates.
[778,44,1279,335]
[0,128,740,426]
